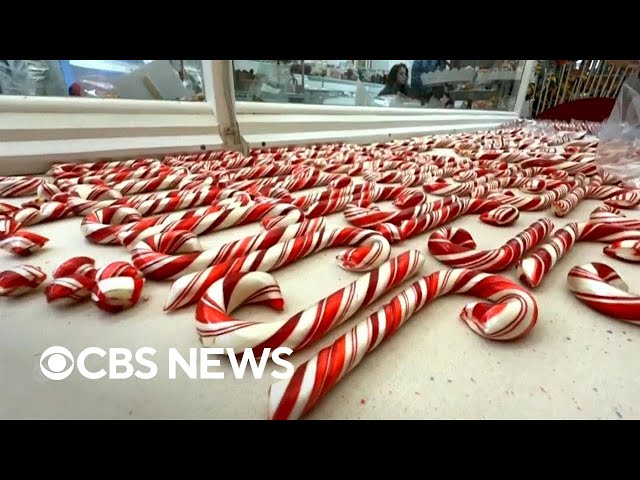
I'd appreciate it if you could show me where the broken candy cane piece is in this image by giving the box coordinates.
[603,240,640,263]
[0,231,49,256]
[0,265,47,296]
[94,261,142,281]
[45,274,97,304]
[91,276,145,313]
[53,257,97,279]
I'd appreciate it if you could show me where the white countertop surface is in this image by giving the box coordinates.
[1,174,639,420]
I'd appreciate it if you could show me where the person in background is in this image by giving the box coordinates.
[411,60,448,105]
[377,63,411,97]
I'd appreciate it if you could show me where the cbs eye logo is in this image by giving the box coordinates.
[39,346,75,381]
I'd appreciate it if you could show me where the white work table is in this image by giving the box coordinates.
[1,177,639,420]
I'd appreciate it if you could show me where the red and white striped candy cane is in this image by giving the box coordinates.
[427,218,553,272]
[68,186,235,216]
[195,249,425,356]
[268,266,538,420]
[567,263,640,322]
[130,218,326,280]
[517,211,640,288]
[165,227,392,311]
[49,158,158,176]
[0,177,43,198]
[11,202,74,226]
[551,183,588,217]
[0,265,47,296]
[81,198,284,245]
[479,205,519,226]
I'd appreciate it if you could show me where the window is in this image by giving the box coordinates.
[232,60,526,111]
[0,60,205,101]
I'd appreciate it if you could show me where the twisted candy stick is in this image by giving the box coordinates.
[11,201,74,226]
[427,219,553,272]
[0,177,43,198]
[165,228,391,311]
[81,198,280,245]
[195,250,425,356]
[67,186,224,216]
[479,205,519,226]
[567,263,640,322]
[268,266,539,420]
[130,218,326,280]
[517,210,640,288]
[0,265,47,296]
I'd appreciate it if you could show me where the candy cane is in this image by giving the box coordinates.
[165,227,391,311]
[567,263,640,322]
[268,267,538,420]
[428,219,552,272]
[130,218,326,280]
[195,249,425,355]
[0,177,43,198]
[11,202,74,226]
[0,265,47,296]
[81,198,286,245]
[517,210,640,288]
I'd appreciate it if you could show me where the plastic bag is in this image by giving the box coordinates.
[0,60,67,96]
[595,75,640,188]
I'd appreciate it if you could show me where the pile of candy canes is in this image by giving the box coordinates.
[1,118,640,420]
